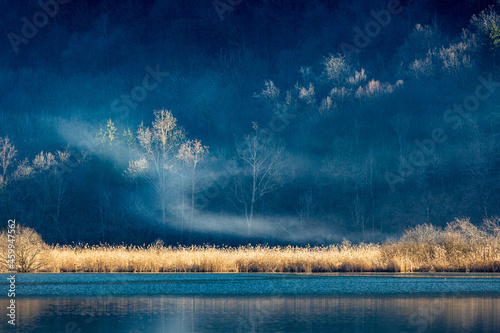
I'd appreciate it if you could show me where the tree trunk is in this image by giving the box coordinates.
[189,168,195,243]
[180,177,185,243]
[249,165,257,235]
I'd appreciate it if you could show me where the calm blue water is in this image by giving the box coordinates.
[1,273,499,332]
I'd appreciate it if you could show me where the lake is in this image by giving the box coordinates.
[1,273,499,332]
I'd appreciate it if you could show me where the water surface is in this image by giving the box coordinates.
[1,273,498,332]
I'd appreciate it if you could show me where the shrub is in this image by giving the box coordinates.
[483,216,500,237]
[382,218,500,272]
[0,225,48,273]
[442,218,487,254]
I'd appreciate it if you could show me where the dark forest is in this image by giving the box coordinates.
[1,0,500,246]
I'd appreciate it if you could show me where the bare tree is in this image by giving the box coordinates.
[127,110,184,226]
[297,189,317,224]
[390,114,412,212]
[235,123,288,234]
[460,121,497,218]
[0,137,75,236]
[0,136,17,191]
[391,114,412,178]
[177,139,209,240]
[32,150,71,240]
[0,137,36,219]
[0,136,17,219]
[95,119,118,147]
[95,181,112,243]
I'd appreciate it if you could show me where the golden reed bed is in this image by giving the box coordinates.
[2,218,500,273]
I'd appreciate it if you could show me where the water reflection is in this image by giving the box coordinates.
[1,296,498,333]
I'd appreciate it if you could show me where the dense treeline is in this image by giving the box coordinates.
[1,0,500,245]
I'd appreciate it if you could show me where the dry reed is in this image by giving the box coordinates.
[2,218,500,273]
